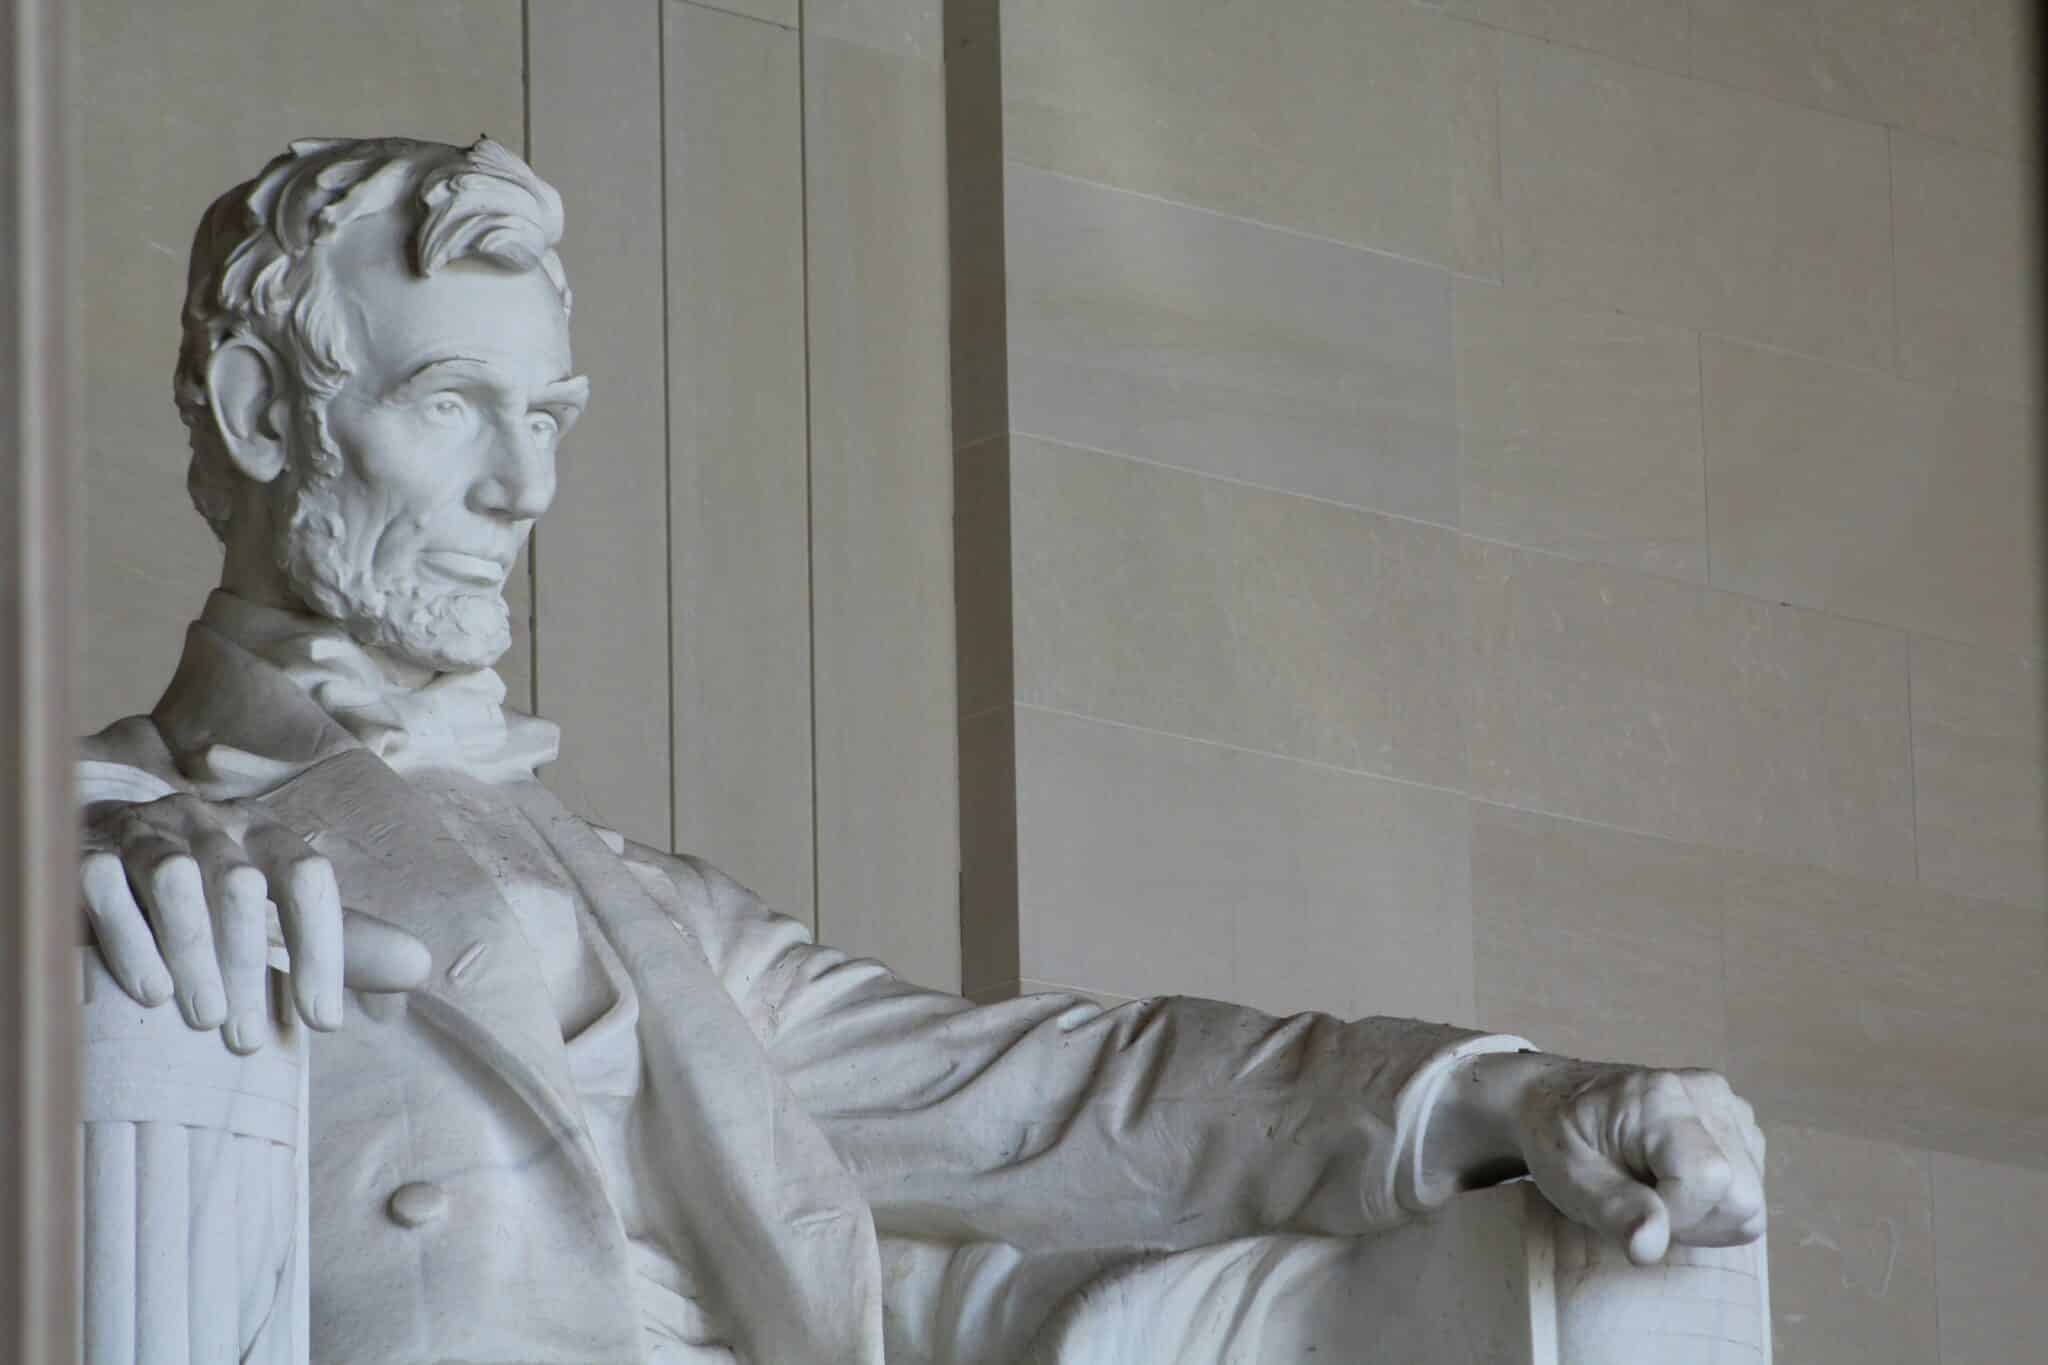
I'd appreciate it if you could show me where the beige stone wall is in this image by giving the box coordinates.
[992,1,2045,1360]
[77,0,963,987]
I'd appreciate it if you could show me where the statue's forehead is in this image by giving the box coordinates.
[325,219,572,379]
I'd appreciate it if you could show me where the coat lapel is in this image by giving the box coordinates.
[151,624,603,1193]
[511,782,887,1365]
[152,623,884,1359]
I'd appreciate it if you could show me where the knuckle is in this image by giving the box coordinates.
[1694,1154,1733,1194]
[145,851,200,897]
[221,863,269,905]
[1644,1071,1688,1105]
[160,793,216,829]
[111,806,155,841]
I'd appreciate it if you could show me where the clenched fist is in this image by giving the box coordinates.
[1431,1052,1765,1265]
[81,792,431,1052]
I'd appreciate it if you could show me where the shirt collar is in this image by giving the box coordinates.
[198,590,560,782]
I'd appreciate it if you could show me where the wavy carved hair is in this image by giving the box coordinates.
[173,136,572,540]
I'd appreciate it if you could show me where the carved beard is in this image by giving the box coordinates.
[276,474,513,674]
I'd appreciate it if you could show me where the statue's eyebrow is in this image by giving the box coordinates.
[386,356,500,403]
[534,374,591,411]
[386,358,589,412]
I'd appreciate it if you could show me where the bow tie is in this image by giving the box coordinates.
[199,590,561,784]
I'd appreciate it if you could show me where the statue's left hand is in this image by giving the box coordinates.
[1511,1062,1765,1266]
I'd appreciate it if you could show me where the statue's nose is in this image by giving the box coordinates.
[471,423,556,520]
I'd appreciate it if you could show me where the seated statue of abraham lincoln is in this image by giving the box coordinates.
[75,136,1767,1365]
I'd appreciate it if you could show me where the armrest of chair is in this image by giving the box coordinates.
[1335,1182,1772,1364]
[79,946,310,1365]
[1533,1183,1771,1364]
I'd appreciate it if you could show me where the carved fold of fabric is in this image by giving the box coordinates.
[80,948,308,1365]
[197,589,562,784]
[82,1122,137,1365]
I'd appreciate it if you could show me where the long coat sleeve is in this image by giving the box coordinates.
[622,845,1528,1256]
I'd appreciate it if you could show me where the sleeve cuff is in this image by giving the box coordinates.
[76,759,182,808]
[1382,1030,1537,1222]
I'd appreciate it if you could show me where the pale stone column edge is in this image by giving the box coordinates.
[1,0,82,1359]
[1522,1185,1562,1365]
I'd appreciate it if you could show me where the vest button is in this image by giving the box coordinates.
[386,1181,448,1229]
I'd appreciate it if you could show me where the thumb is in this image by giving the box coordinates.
[1593,1178,1671,1266]
[340,907,432,993]
[1542,1138,1672,1266]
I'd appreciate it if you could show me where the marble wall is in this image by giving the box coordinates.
[983,1,2045,1360]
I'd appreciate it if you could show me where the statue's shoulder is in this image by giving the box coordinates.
[615,836,815,946]
[613,836,745,905]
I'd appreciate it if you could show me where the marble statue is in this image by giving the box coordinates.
[75,137,1766,1365]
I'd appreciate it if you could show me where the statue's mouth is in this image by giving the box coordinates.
[418,549,512,587]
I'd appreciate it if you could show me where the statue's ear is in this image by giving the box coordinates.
[204,338,290,484]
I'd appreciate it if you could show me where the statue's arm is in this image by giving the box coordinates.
[627,846,1526,1248]
[634,845,1765,1263]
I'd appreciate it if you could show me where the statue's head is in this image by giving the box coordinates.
[175,136,586,672]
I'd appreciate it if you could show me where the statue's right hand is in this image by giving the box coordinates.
[81,793,431,1053]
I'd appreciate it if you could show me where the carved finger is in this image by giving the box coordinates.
[194,828,270,1055]
[1530,1107,1672,1267]
[340,906,432,994]
[1574,1161,1671,1267]
[121,830,226,1030]
[1677,1077,1768,1246]
[81,850,173,1007]
[1644,1110,1735,1242]
[244,824,342,1030]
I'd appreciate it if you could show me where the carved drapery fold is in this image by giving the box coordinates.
[81,949,308,1365]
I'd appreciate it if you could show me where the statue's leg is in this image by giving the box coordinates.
[1017,1236,1356,1365]
[884,1224,1529,1364]
[1016,1194,1546,1365]
[879,1236,1133,1365]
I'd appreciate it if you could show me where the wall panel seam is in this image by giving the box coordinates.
[1013,702,1470,803]
[1004,159,1474,279]
[796,0,821,936]
[1021,425,2013,658]
[657,0,679,853]
[678,0,796,31]
[519,0,539,714]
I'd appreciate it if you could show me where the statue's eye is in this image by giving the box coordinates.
[529,412,561,444]
[425,394,469,424]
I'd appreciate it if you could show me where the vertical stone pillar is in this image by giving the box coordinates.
[1,0,82,1358]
